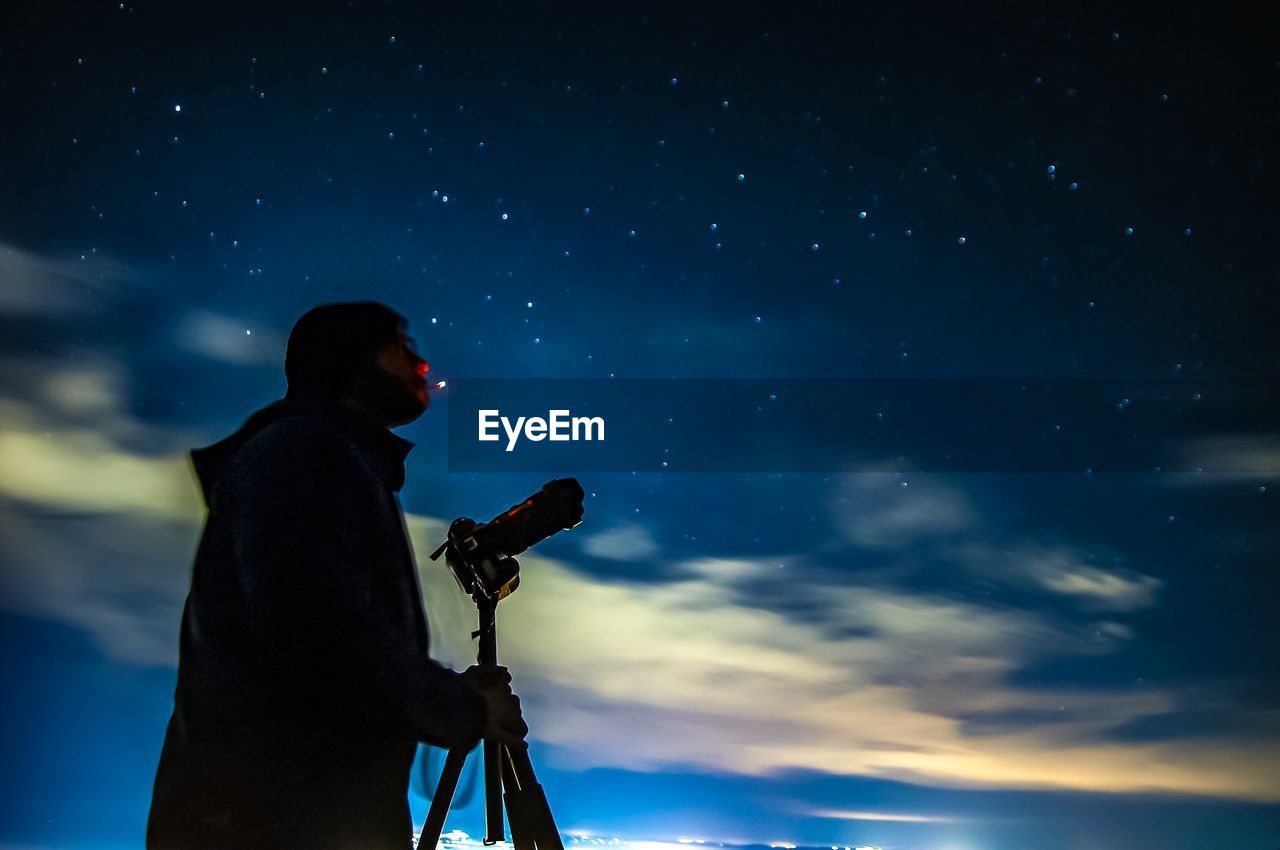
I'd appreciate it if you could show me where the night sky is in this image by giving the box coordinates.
[2,4,1279,849]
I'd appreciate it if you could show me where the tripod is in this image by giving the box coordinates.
[418,594,563,850]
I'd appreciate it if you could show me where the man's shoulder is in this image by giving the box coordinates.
[235,414,372,481]
[249,412,355,448]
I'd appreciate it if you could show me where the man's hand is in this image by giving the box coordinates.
[461,664,529,748]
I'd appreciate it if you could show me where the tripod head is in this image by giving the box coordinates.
[429,478,586,603]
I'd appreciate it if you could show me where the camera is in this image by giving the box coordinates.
[429,478,586,601]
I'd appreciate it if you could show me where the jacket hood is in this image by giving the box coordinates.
[189,396,414,505]
[190,399,293,506]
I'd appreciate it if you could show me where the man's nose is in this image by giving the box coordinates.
[415,360,430,377]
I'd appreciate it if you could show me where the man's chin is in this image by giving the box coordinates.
[362,375,430,426]
[406,395,429,420]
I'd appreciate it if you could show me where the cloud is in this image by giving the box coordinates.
[0,359,201,521]
[0,354,206,665]
[831,474,974,550]
[951,542,1163,612]
[0,241,134,317]
[581,523,661,561]
[808,809,960,823]
[827,474,1164,612]
[469,549,1280,800]
[173,309,284,365]
[3,355,1278,802]
[0,500,197,666]
[1035,564,1161,611]
[1175,434,1280,475]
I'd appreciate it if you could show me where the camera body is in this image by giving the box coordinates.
[432,478,586,602]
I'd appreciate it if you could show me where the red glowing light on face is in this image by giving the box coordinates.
[415,361,430,377]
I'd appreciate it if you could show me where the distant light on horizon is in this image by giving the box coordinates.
[432,836,886,850]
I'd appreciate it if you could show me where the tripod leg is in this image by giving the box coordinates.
[501,749,536,850]
[501,745,564,850]
[474,595,508,846]
[419,748,468,850]
[483,738,505,844]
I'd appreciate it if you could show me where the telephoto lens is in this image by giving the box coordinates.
[432,478,586,601]
[472,478,586,560]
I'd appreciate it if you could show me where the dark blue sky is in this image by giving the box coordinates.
[2,4,1278,849]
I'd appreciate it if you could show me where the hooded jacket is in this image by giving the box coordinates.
[147,396,486,849]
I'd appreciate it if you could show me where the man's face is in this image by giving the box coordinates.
[369,329,430,427]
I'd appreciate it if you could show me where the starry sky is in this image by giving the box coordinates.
[2,4,1280,849]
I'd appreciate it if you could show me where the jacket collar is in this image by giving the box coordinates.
[285,395,415,492]
[191,395,415,502]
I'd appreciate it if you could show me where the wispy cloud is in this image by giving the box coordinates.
[1175,434,1280,475]
[3,355,1278,802]
[0,241,134,317]
[471,549,1280,799]
[807,809,960,823]
[0,353,205,665]
[831,474,974,551]
[0,357,201,520]
[581,523,661,561]
[1034,563,1161,611]
[951,541,1163,612]
[173,309,284,365]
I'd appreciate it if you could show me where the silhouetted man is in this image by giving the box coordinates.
[148,302,526,849]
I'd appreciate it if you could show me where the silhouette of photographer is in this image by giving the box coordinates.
[148,302,527,849]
